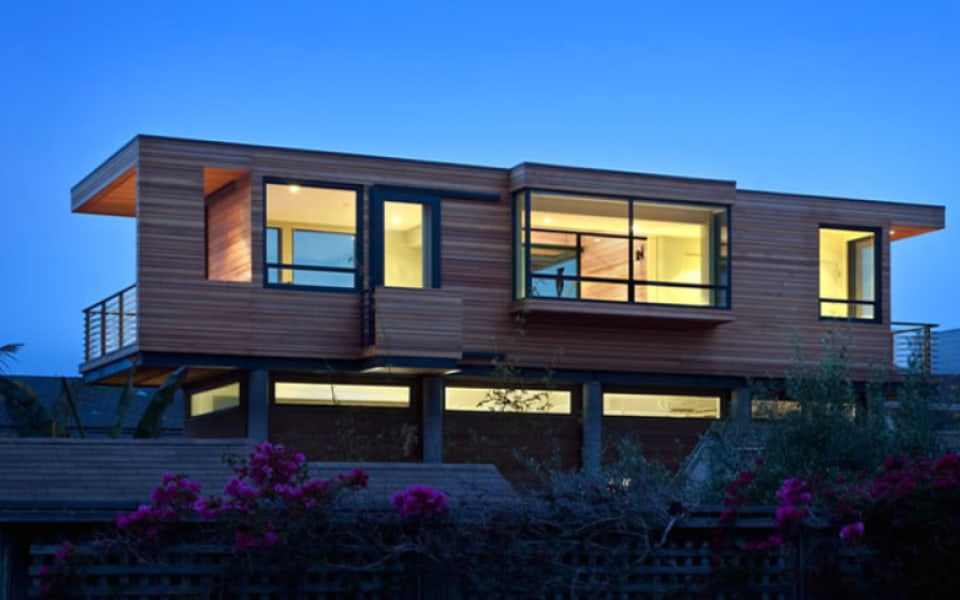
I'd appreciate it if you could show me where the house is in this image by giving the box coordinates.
[72,136,945,477]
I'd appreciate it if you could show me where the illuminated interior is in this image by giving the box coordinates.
[518,191,728,306]
[445,387,572,414]
[602,393,721,418]
[819,228,877,319]
[384,201,426,287]
[273,382,410,407]
[190,382,240,417]
[265,183,357,288]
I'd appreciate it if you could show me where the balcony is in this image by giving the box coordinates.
[362,286,463,369]
[83,284,138,363]
[891,321,938,374]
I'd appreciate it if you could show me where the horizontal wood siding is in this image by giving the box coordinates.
[269,405,421,462]
[443,412,581,482]
[122,137,943,382]
[369,286,463,359]
[185,408,247,438]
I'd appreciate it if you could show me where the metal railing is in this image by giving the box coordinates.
[83,284,138,362]
[891,321,938,373]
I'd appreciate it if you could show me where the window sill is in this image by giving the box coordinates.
[509,298,735,329]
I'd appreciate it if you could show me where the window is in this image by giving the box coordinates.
[264,182,359,289]
[445,386,571,414]
[516,191,729,307]
[273,382,409,407]
[371,187,440,289]
[602,393,721,418]
[819,227,878,320]
[190,382,241,417]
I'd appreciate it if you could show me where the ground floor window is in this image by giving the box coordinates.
[444,386,571,414]
[273,382,410,407]
[602,393,721,418]
[189,381,241,417]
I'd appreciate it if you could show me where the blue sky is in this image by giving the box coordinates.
[0,0,957,376]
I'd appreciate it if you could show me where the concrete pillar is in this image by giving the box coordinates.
[422,376,444,463]
[582,380,603,474]
[247,369,270,441]
[731,386,752,422]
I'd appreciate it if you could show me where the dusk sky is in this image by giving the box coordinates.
[1,0,957,376]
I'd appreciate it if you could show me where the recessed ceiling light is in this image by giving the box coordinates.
[543,216,553,224]
[391,216,403,225]
[289,184,301,194]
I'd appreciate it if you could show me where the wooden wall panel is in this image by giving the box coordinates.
[205,175,252,282]
[118,136,944,382]
[370,287,463,359]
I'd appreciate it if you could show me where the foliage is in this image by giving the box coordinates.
[0,342,23,372]
[134,366,187,438]
[480,314,562,412]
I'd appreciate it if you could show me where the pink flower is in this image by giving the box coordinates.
[392,485,449,519]
[839,521,865,543]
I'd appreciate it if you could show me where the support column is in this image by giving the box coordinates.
[582,380,602,474]
[247,369,270,441]
[731,386,752,422]
[422,376,444,463]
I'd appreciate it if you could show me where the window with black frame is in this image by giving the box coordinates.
[819,226,878,320]
[264,182,359,289]
[515,191,729,307]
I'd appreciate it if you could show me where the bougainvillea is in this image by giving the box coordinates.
[391,485,449,519]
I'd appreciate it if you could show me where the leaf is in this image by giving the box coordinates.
[0,375,54,436]
[0,343,23,373]
[134,366,187,438]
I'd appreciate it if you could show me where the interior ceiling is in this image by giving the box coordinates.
[530,210,706,238]
[266,183,357,229]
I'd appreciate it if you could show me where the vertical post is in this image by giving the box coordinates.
[731,386,752,422]
[99,304,106,359]
[247,369,270,441]
[582,380,602,474]
[118,290,125,349]
[422,376,443,463]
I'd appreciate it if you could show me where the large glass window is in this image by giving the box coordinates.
[819,227,878,320]
[265,182,358,289]
[384,201,428,287]
[274,382,409,407]
[516,191,729,307]
[190,382,241,417]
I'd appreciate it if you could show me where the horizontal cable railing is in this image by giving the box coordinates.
[891,321,938,373]
[83,284,138,362]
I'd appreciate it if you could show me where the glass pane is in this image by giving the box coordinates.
[293,230,354,269]
[819,228,877,318]
[532,275,578,299]
[581,235,629,280]
[445,387,571,414]
[634,201,720,291]
[581,281,628,301]
[603,393,720,418]
[531,192,629,236]
[274,382,409,407]
[190,382,241,417]
[266,227,279,264]
[634,284,711,306]
[267,267,279,284]
[291,269,355,288]
[384,201,425,288]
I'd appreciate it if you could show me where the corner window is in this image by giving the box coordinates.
[516,191,729,307]
[264,182,359,289]
[190,382,241,417]
[819,227,878,320]
[602,393,721,418]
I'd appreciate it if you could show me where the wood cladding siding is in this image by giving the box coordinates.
[84,136,944,382]
[205,174,252,282]
[366,286,463,360]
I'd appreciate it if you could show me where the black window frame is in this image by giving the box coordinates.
[818,224,882,323]
[262,177,364,293]
[513,188,732,309]
[369,186,443,289]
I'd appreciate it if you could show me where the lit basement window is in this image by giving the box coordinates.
[274,382,409,407]
[602,393,720,418]
[445,387,571,414]
[190,382,241,417]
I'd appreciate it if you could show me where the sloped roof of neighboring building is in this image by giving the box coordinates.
[0,375,182,436]
[0,438,516,521]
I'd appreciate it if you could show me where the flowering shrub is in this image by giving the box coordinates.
[392,485,449,519]
[115,473,201,538]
